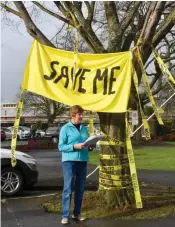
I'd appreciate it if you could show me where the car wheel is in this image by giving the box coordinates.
[52,137,58,143]
[1,167,23,196]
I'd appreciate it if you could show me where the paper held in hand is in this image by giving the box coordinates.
[84,135,104,146]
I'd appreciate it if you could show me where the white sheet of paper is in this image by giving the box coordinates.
[84,135,104,146]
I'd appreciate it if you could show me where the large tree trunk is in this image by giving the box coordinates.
[98,112,134,207]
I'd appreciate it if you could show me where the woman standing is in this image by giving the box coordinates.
[59,105,92,225]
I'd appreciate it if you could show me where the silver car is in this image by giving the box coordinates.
[6,127,30,140]
[1,148,38,196]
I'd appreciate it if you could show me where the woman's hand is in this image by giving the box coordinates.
[88,144,96,151]
[74,143,86,150]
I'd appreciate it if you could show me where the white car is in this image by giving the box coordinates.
[36,129,45,137]
[7,127,29,140]
[19,126,45,137]
[1,148,38,196]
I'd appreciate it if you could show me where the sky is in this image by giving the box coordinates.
[1,4,62,103]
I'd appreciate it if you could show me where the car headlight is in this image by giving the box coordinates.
[27,163,38,171]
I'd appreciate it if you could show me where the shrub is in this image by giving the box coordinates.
[161,134,175,141]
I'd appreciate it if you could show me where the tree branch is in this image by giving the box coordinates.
[54,1,67,16]
[32,1,70,24]
[121,1,142,33]
[14,1,55,48]
[61,1,106,53]
[153,9,175,47]
[140,1,166,47]
[85,1,95,25]
[104,1,121,52]
[1,2,22,18]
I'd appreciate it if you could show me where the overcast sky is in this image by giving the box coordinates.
[1,8,62,103]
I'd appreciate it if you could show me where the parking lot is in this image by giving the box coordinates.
[1,139,28,147]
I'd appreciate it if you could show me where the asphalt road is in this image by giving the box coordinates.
[1,140,28,147]
[1,148,175,197]
[29,149,175,187]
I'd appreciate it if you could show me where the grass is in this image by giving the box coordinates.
[42,191,175,220]
[164,141,175,145]
[89,147,175,171]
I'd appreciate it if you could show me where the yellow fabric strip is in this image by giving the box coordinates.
[89,111,94,136]
[99,140,125,147]
[99,184,132,190]
[152,48,175,93]
[99,131,125,147]
[11,90,24,167]
[72,30,79,92]
[126,115,143,208]
[133,70,151,140]
[99,172,130,181]
[100,154,128,160]
[99,164,129,172]
[137,47,164,125]
[99,178,130,187]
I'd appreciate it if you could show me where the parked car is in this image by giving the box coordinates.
[45,126,60,143]
[7,126,30,140]
[1,130,6,141]
[35,129,45,137]
[19,126,45,138]
[3,128,13,140]
[1,148,38,196]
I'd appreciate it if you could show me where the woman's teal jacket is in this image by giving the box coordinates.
[58,121,89,162]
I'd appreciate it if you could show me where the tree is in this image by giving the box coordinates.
[1,1,175,208]
[16,90,67,126]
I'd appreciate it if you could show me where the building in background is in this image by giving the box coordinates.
[1,102,99,128]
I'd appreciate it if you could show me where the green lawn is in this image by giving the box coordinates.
[164,141,175,146]
[89,147,175,171]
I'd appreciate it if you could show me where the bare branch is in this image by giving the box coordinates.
[164,56,175,63]
[54,1,67,16]
[14,1,55,48]
[139,2,156,39]
[58,1,106,53]
[85,1,95,25]
[140,2,166,46]
[32,1,70,24]
[153,9,175,47]
[121,1,142,33]
[1,2,21,18]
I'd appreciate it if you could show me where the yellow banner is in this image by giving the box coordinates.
[22,40,133,113]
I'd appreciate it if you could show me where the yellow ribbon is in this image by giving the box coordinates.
[89,111,94,136]
[137,46,164,125]
[152,47,175,93]
[11,89,24,167]
[133,70,151,140]
[125,114,143,208]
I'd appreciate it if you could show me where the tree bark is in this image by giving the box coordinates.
[98,112,134,207]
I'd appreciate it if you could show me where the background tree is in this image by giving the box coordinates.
[16,91,67,126]
[1,1,175,208]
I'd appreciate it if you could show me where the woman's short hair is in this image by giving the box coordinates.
[69,105,84,117]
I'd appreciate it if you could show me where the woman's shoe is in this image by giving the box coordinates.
[72,215,86,221]
[61,218,69,224]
